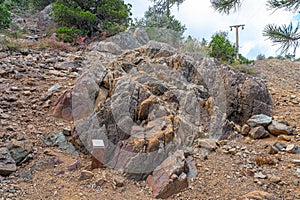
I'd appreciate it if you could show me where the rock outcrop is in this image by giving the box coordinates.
[53,28,273,179]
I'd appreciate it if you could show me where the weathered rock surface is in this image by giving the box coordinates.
[268,120,293,136]
[146,150,189,199]
[6,140,33,165]
[53,29,272,179]
[249,126,269,139]
[247,114,272,127]
[0,147,17,176]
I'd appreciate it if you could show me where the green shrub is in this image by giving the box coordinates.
[0,3,11,28]
[52,0,132,36]
[256,54,266,60]
[209,31,236,64]
[56,27,88,43]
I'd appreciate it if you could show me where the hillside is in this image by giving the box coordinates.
[0,34,300,200]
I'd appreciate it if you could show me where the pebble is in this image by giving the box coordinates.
[268,175,281,184]
[113,176,125,187]
[80,170,94,180]
[254,172,267,179]
[295,168,300,178]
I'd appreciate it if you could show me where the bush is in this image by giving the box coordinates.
[56,27,88,43]
[0,2,11,28]
[179,35,208,56]
[256,54,266,60]
[209,31,236,64]
[52,0,132,36]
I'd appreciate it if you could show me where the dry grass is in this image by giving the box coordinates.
[0,37,77,52]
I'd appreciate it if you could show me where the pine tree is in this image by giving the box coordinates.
[137,0,186,36]
[211,0,300,54]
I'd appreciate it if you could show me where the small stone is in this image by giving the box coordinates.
[113,176,125,187]
[268,174,281,184]
[23,91,31,96]
[295,168,300,178]
[7,95,18,102]
[290,95,297,99]
[62,126,72,136]
[80,170,94,180]
[294,180,299,186]
[48,84,61,92]
[54,170,65,176]
[95,179,106,187]
[293,159,300,165]
[0,147,17,176]
[268,145,278,155]
[197,139,217,151]
[67,160,81,171]
[277,134,293,141]
[286,144,299,154]
[229,148,237,155]
[274,142,286,151]
[247,114,272,127]
[241,124,251,136]
[268,120,292,136]
[254,172,267,179]
[249,126,269,139]
[18,171,32,179]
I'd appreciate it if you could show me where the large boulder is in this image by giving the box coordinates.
[53,29,272,179]
[37,4,58,32]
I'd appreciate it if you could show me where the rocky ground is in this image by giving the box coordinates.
[0,43,300,200]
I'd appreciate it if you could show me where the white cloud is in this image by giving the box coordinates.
[125,0,298,59]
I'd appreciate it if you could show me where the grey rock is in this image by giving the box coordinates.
[6,140,33,165]
[0,147,17,176]
[254,172,267,179]
[37,4,58,32]
[268,120,293,136]
[249,126,269,139]
[247,114,272,127]
[48,84,61,92]
[53,30,272,179]
[43,132,78,155]
[274,142,286,151]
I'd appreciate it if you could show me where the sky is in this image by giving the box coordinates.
[124,0,299,60]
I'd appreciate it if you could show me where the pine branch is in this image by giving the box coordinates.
[210,0,241,14]
[263,22,300,54]
[267,0,300,12]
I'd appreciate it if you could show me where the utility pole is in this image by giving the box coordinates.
[230,24,245,60]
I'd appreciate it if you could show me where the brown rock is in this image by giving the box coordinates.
[268,120,292,136]
[146,150,188,199]
[80,170,94,180]
[52,90,73,121]
[241,124,251,136]
[197,138,217,151]
[249,126,269,139]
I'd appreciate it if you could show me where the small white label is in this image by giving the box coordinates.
[92,139,104,147]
